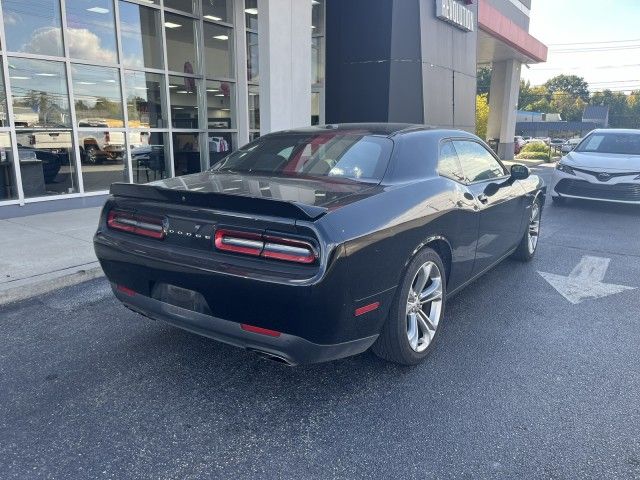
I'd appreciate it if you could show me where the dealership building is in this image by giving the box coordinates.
[0,0,546,216]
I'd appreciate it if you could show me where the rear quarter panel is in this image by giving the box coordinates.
[319,177,477,308]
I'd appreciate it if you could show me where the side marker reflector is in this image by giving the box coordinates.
[354,302,380,317]
[241,324,282,337]
[116,285,136,297]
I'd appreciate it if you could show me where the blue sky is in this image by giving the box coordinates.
[524,0,640,91]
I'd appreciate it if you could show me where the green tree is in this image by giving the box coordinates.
[627,91,640,129]
[476,93,489,140]
[545,75,590,102]
[590,90,630,128]
[477,67,492,96]
[550,91,586,122]
[520,84,549,112]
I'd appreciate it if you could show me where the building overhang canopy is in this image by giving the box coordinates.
[477,0,547,65]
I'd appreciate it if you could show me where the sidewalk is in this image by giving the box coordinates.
[0,207,104,305]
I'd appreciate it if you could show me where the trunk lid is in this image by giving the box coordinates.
[111,171,382,221]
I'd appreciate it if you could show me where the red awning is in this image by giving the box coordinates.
[478,0,548,63]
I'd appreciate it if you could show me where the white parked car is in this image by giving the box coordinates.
[560,138,581,154]
[551,129,640,205]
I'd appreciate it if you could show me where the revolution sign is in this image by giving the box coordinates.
[436,0,475,32]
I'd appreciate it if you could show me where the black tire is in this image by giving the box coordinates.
[551,196,565,206]
[85,145,100,165]
[372,247,446,365]
[512,198,542,262]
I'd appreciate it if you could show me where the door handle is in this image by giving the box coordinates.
[477,193,489,204]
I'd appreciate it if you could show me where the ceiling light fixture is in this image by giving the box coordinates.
[164,22,182,28]
[213,35,229,40]
[244,8,258,15]
[204,15,222,21]
[87,7,109,14]
[9,76,30,80]
[35,73,57,77]
[78,81,97,85]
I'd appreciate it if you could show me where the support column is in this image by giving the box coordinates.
[257,0,312,134]
[487,59,521,160]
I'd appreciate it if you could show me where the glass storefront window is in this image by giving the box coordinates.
[77,130,128,191]
[131,132,170,183]
[246,32,259,83]
[203,0,233,23]
[164,0,199,15]
[119,1,164,70]
[9,59,71,129]
[0,60,8,128]
[165,13,200,74]
[16,130,78,198]
[248,84,259,131]
[312,37,324,85]
[2,0,63,56]
[311,91,320,126]
[206,80,235,129]
[0,133,17,200]
[204,23,234,79]
[125,71,166,128]
[244,0,258,30]
[172,132,202,176]
[312,0,325,35]
[169,76,200,129]
[66,0,118,64]
[208,132,234,167]
[72,64,124,128]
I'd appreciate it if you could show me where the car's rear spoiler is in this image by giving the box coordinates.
[109,183,328,221]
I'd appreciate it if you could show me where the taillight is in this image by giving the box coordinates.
[214,229,318,264]
[107,210,166,239]
[214,229,263,256]
[262,236,317,264]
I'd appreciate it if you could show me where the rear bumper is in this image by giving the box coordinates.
[113,284,377,366]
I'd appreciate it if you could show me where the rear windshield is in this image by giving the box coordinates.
[211,132,393,182]
[575,132,640,155]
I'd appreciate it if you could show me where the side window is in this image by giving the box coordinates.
[453,141,507,183]
[438,141,465,182]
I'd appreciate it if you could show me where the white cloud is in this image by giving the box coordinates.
[22,27,117,64]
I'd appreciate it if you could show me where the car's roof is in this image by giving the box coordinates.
[269,123,478,139]
[590,128,640,135]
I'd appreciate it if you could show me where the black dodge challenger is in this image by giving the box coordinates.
[94,124,545,366]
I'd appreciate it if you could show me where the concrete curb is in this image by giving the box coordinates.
[0,266,105,307]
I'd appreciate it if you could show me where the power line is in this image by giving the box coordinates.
[547,38,640,47]
[551,45,640,53]
[531,64,640,71]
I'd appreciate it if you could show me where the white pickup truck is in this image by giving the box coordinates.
[25,121,147,164]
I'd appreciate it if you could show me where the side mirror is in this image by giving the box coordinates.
[510,164,530,180]
[483,182,500,197]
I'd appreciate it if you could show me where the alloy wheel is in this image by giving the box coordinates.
[406,261,444,353]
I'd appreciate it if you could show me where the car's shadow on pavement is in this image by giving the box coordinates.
[551,198,640,217]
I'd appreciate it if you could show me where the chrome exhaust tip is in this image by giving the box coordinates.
[248,349,293,366]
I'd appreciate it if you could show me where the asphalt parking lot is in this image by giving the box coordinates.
[2,167,640,479]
